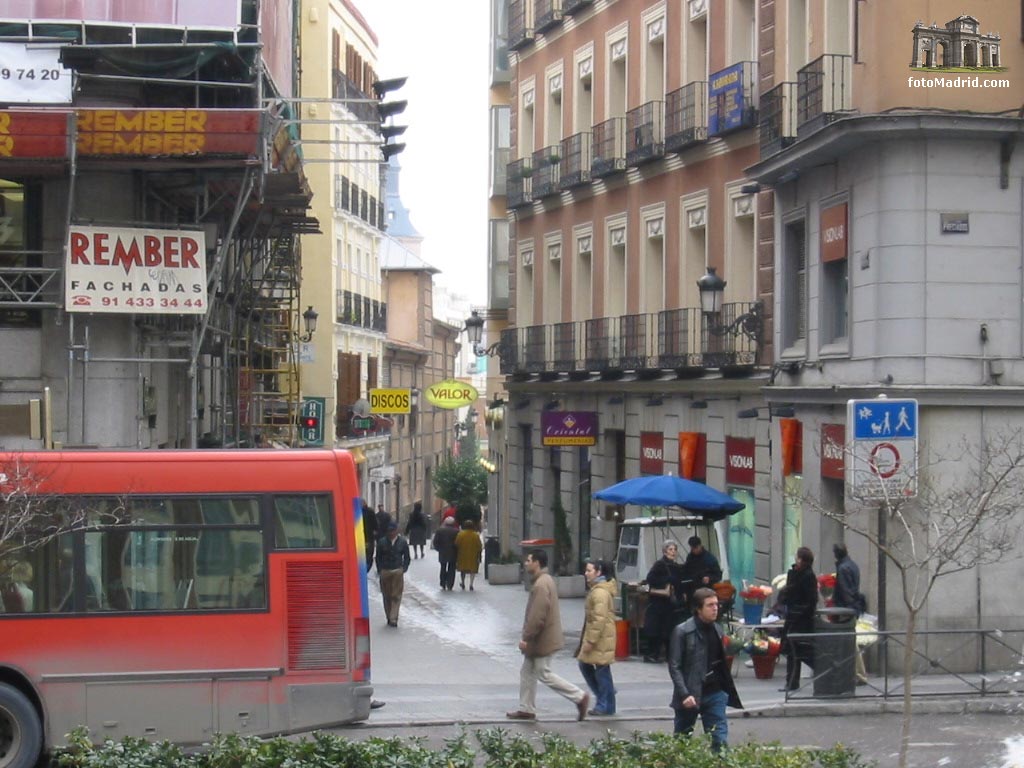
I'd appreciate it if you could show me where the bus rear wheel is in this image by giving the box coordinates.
[0,683,41,768]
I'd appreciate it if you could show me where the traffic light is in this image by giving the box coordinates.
[299,414,319,430]
[373,76,408,161]
[299,398,325,446]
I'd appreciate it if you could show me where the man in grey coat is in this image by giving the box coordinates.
[668,587,743,751]
[506,548,590,721]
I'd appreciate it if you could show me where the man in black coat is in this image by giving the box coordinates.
[432,516,459,591]
[780,546,818,691]
[668,587,743,751]
[833,543,868,685]
[680,535,723,606]
[362,502,377,569]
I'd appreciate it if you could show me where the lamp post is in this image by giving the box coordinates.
[297,305,319,342]
[463,310,502,357]
[695,267,763,344]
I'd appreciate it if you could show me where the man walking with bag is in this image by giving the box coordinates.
[506,549,590,721]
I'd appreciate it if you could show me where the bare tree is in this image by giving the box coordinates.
[808,429,1024,768]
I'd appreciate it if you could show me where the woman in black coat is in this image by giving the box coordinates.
[780,546,818,691]
[405,501,428,559]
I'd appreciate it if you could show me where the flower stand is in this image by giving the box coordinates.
[751,655,777,679]
[743,601,764,626]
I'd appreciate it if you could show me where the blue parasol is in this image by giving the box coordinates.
[593,474,745,520]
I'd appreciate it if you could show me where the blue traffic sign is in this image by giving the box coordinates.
[851,399,917,440]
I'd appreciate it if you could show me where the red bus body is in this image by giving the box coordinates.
[0,449,371,750]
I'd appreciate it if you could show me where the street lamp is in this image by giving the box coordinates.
[464,310,501,357]
[695,267,764,344]
[296,305,319,343]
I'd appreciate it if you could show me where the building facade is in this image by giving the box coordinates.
[496,0,776,589]
[0,1,313,451]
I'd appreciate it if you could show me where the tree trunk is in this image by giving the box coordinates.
[898,611,917,768]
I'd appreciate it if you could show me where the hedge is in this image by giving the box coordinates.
[54,727,874,768]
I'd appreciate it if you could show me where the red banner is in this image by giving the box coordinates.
[821,423,845,479]
[640,431,664,475]
[779,418,803,476]
[678,432,707,480]
[0,111,70,159]
[725,436,755,487]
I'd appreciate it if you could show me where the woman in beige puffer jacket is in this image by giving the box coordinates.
[576,559,619,715]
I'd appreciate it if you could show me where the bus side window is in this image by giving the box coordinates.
[272,495,334,549]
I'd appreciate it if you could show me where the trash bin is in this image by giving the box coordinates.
[813,607,857,697]
[484,536,500,578]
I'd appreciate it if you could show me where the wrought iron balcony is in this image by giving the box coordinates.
[331,69,376,124]
[509,0,534,50]
[626,100,665,166]
[336,290,386,332]
[592,117,626,178]
[559,132,592,189]
[534,0,563,32]
[506,157,533,209]
[708,61,759,137]
[665,81,708,152]
[797,54,853,138]
[759,81,798,158]
[563,0,593,14]
[532,145,562,198]
[498,304,759,376]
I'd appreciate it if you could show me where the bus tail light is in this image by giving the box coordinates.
[354,617,371,671]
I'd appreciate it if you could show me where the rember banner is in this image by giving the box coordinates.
[65,225,207,314]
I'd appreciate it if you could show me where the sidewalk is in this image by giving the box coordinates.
[364,555,1022,727]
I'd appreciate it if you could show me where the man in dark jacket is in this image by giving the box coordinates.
[362,502,377,569]
[432,516,459,591]
[833,543,868,685]
[668,587,743,751]
[780,546,818,691]
[375,522,410,627]
[680,535,723,605]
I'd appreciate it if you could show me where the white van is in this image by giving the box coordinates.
[614,514,730,586]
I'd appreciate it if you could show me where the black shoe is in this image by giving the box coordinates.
[370,700,386,710]
[643,655,661,664]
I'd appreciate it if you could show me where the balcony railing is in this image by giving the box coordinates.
[797,54,853,138]
[336,290,386,332]
[534,0,563,32]
[592,117,626,178]
[559,132,592,189]
[532,145,562,198]
[499,304,757,375]
[665,81,708,152]
[331,69,376,124]
[626,100,665,166]
[509,0,534,50]
[506,157,533,208]
[563,0,593,14]
[708,61,759,137]
[759,81,798,157]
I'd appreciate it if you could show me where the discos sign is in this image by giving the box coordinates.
[425,379,478,410]
[65,225,207,314]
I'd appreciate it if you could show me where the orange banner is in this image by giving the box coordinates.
[0,111,70,159]
[779,418,803,477]
[75,109,262,157]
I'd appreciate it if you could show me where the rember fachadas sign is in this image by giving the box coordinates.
[425,379,478,410]
[65,225,207,314]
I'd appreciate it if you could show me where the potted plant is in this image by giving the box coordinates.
[547,153,561,165]
[552,497,585,597]
[742,630,782,679]
[487,552,522,585]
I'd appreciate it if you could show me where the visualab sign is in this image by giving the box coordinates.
[846,398,918,500]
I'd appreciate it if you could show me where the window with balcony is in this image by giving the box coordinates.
[608,34,627,119]
[509,0,534,50]
[606,223,627,317]
[681,198,707,307]
[544,239,562,325]
[729,0,757,64]
[781,218,807,354]
[642,212,665,313]
[490,105,511,198]
[643,13,665,102]
[786,0,808,80]
[490,0,511,84]
[725,188,756,306]
[573,229,593,320]
[574,52,593,133]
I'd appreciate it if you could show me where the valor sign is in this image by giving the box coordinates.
[425,379,478,410]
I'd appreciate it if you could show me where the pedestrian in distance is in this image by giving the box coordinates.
[506,548,590,722]
[642,540,684,663]
[780,546,818,691]
[405,500,428,559]
[832,542,869,686]
[375,504,392,537]
[680,535,723,606]
[375,521,410,627]
[454,518,483,591]
[432,516,459,591]
[362,502,377,571]
[668,587,743,752]
[576,558,618,716]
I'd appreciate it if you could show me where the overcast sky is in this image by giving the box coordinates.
[356,0,490,305]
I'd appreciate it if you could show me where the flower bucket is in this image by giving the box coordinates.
[743,601,763,626]
[752,655,777,679]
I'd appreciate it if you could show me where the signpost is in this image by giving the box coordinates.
[846,398,918,500]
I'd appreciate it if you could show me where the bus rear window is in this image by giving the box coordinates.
[273,495,334,549]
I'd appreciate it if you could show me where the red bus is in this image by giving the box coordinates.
[0,449,371,768]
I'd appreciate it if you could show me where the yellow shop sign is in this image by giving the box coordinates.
[425,379,478,409]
